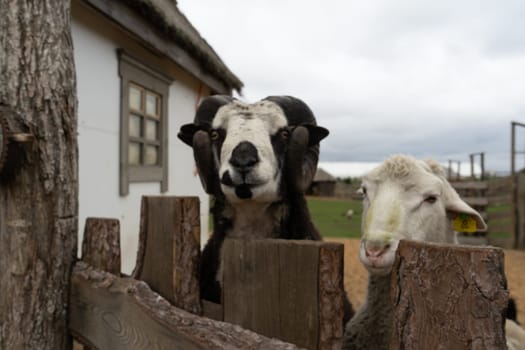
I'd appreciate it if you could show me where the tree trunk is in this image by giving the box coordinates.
[0,1,77,349]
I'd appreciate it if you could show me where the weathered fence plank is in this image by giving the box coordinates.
[82,218,121,275]
[222,239,344,350]
[318,243,345,350]
[132,196,201,314]
[390,240,508,349]
[460,196,489,207]
[77,217,121,350]
[489,221,514,234]
[70,262,300,350]
[488,210,514,221]
[450,181,488,190]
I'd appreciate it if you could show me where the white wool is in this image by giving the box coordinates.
[506,320,525,350]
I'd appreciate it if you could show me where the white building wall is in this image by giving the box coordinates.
[72,10,209,274]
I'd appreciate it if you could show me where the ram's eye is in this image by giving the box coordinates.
[210,130,219,141]
[280,129,290,139]
[424,195,437,204]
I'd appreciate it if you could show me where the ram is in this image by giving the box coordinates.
[343,154,524,350]
[179,95,353,322]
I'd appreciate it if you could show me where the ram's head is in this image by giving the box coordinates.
[178,95,328,203]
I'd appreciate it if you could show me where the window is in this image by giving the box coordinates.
[118,50,172,195]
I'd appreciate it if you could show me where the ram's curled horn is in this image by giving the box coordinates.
[264,96,329,193]
[177,95,235,194]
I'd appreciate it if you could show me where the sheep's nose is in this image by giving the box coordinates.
[230,141,259,171]
[364,240,391,259]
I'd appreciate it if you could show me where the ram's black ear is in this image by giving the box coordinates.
[264,95,329,193]
[177,124,200,146]
[303,124,329,146]
[178,95,235,194]
[193,130,218,194]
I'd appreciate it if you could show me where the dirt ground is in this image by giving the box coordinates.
[329,238,525,323]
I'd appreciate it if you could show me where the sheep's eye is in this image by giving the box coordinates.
[359,186,367,196]
[210,130,219,141]
[280,129,290,139]
[424,195,437,204]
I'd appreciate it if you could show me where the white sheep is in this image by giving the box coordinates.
[343,154,525,350]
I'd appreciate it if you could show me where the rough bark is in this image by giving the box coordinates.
[81,218,121,276]
[0,1,77,349]
[391,240,508,349]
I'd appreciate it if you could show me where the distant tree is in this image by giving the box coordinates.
[0,1,77,349]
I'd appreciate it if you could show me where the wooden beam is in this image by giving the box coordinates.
[489,194,513,206]
[81,218,121,275]
[69,262,299,350]
[222,239,344,350]
[461,197,489,207]
[133,196,201,315]
[489,221,514,234]
[487,210,513,221]
[450,181,488,190]
[390,240,508,349]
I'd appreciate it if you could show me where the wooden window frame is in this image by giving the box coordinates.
[118,50,172,196]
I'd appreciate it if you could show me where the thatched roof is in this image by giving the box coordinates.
[314,167,336,182]
[122,0,243,93]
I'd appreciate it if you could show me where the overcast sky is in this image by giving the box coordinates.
[178,0,525,173]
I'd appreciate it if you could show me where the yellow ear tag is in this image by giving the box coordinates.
[453,213,477,233]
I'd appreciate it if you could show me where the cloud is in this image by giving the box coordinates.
[179,0,525,172]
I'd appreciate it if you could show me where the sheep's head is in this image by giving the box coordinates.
[358,155,487,275]
[178,95,328,203]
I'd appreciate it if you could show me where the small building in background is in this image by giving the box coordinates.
[308,167,336,197]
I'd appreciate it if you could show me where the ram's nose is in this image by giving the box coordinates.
[230,141,259,172]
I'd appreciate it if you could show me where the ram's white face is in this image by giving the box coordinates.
[211,100,288,203]
[358,156,486,275]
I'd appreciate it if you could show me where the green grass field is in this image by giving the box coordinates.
[210,195,510,240]
[306,196,363,238]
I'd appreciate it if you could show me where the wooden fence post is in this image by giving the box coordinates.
[81,217,121,275]
[132,196,201,315]
[222,239,344,350]
[75,217,121,349]
[390,240,508,349]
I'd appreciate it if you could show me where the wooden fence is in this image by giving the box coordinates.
[69,196,508,349]
[70,196,343,349]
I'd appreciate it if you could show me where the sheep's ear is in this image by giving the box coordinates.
[445,192,487,232]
